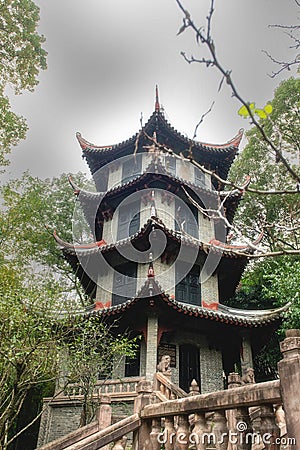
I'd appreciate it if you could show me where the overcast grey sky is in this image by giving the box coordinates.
[6,0,299,180]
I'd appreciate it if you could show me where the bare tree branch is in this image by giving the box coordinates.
[192,101,215,140]
[175,0,300,183]
[141,126,300,195]
[262,49,300,78]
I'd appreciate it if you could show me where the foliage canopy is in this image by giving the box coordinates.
[0,0,47,165]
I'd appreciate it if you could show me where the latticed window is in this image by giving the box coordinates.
[117,200,140,240]
[175,264,201,306]
[112,262,137,305]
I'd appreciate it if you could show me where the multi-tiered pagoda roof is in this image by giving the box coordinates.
[55,91,286,331]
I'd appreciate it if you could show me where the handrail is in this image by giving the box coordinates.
[154,372,188,399]
[64,414,140,450]
[96,376,143,386]
[38,414,140,450]
[142,379,281,418]
[37,421,99,450]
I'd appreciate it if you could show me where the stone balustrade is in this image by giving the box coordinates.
[153,371,188,401]
[63,376,143,401]
[37,329,300,449]
[136,380,282,450]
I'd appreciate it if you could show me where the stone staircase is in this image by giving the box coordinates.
[36,330,300,450]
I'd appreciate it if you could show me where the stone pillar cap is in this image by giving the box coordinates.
[280,329,300,358]
[228,372,242,385]
[136,379,153,394]
[286,329,300,338]
[99,395,111,404]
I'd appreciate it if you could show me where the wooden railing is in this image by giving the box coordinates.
[37,329,300,449]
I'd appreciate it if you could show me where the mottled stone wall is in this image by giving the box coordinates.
[177,159,194,183]
[199,211,214,242]
[145,315,159,380]
[102,209,119,244]
[141,153,153,173]
[95,270,113,305]
[139,339,147,378]
[137,263,148,292]
[205,173,212,190]
[199,345,224,393]
[37,399,135,447]
[155,259,175,298]
[201,273,219,304]
[37,401,82,447]
[111,401,134,420]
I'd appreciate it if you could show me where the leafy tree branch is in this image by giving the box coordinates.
[0,0,47,165]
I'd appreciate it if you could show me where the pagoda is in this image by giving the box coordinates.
[55,89,285,393]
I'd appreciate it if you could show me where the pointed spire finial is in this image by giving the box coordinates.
[148,252,155,278]
[155,85,160,112]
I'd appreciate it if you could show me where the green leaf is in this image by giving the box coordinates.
[263,104,273,115]
[238,105,250,118]
[255,109,267,119]
[238,103,256,118]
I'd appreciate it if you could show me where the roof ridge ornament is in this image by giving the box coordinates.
[155,85,160,113]
[150,190,157,217]
[148,252,155,278]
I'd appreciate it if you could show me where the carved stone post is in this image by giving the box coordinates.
[213,410,229,450]
[96,395,112,450]
[96,395,112,429]
[277,329,300,442]
[240,333,253,378]
[176,415,190,450]
[164,416,176,450]
[149,418,162,450]
[112,436,127,450]
[192,412,208,450]
[189,379,200,396]
[132,380,153,450]
[235,407,253,450]
[260,404,280,450]
[227,373,242,450]
[275,404,286,434]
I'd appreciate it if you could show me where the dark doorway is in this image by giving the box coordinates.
[179,344,200,393]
